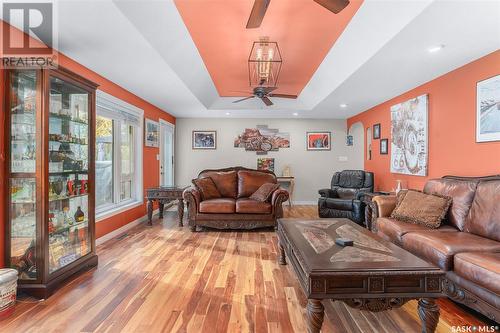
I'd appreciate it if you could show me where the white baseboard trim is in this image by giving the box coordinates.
[96,209,158,246]
[291,201,317,205]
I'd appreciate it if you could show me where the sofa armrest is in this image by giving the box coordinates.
[355,188,373,200]
[183,187,201,222]
[271,189,289,218]
[373,195,397,218]
[318,188,337,198]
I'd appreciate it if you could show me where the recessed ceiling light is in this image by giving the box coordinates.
[225,112,230,115]
[293,112,298,116]
[428,45,444,53]
[339,103,348,108]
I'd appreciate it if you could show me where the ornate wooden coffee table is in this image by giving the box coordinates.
[277,218,444,333]
[146,186,189,226]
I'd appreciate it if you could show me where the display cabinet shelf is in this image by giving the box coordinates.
[4,67,98,298]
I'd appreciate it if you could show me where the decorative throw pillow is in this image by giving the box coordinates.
[250,183,280,202]
[192,177,221,201]
[390,189,452,228]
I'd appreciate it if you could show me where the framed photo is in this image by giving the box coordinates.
[476,74,500,142]
[346,135,353,146]
[192,130,217,149]
[380,138,388,155]
[373,123,381,139]
[145,119,159,147]
[257,158,275,173]
[307,132,331,151]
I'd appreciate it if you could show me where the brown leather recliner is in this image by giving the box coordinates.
[183,167,289,231]
[372,175,500,322]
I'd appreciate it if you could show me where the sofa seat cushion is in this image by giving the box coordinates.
[199,198,236,213]
[454,252,500,295]
[236,198,272,214]
[200,170,238,198]
[322,198,353,211]
[377,217,457,244]
[402,231,500,271]
[237,170,276,198]
[464,179,500,241]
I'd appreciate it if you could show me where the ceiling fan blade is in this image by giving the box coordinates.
[269,93,298,99]
[233,96,255,103]
[313,0,350,14]
[261,96,273,106]
[246,0,271,29]
[262,86,278,93]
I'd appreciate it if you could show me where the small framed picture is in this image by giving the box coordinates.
[192,130,217,149]
[476,74,500,142]
[307,132,331,151]
[373,124,381,139]
[257,158,275,173]
[380,138,388,154]
[145,119,159,147]
[346,135,353,146]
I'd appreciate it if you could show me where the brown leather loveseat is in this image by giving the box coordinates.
[373,175,500,322]
[183,167,289,231]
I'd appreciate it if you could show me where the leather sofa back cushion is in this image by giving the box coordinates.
[465,180,500,241]
[250,183,279,202]
[238,170,276,198]
[424,178,478,230]
[200,170,238,198]
[334,170,365,188]
[390,190,452,228]
[192,177,221,201]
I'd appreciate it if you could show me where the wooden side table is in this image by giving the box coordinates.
[145,186,189,226]
[277,176,295,207]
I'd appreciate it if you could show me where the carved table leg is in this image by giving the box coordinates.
[418,298,440,333]
[306,299,324,333]
[147,199,153,226]
[278,242,286,265]
[158,202,164,219]
[177,198,184,227]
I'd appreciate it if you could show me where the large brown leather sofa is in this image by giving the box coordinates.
[373,175,500,322]
[183,167,289,231]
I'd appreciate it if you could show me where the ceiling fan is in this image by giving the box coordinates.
[232,86,297,106]
[246,0,350,29]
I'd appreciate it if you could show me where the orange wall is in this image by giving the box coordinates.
[347,50,500,192]
[0,22,175,267]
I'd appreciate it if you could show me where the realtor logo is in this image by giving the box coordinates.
[1,1,57,68]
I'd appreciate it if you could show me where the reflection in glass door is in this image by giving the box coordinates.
[159,121,174,186]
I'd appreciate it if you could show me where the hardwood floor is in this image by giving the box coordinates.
[0,206,489,332]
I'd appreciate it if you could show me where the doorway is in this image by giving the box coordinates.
[159,120,175,186]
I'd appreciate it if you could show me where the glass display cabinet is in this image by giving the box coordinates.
[5,67,98,298]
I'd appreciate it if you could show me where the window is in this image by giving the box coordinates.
[95,91,143,219]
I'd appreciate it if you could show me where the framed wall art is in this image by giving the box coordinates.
[390,94,428,176]
[145,119,159,147]
[306,132,331,151]
[192,130,217,149]
[373,123,381,139]
[257,158,275,173]
[476,74,500,142]
[380,138,388,155]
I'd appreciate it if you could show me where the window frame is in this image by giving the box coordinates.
[95,90,144,221]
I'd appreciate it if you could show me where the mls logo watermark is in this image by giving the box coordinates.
[1,0,58,68]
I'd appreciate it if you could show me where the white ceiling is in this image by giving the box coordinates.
[56,0,500,119]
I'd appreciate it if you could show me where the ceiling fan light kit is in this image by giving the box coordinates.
[248,38,282,88]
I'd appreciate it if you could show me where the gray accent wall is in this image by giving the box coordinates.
[175,118,364,203]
